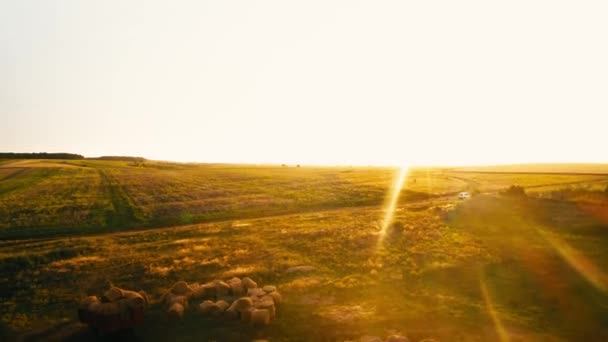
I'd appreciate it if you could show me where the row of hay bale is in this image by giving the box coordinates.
[162,277,281,326]
[78,287,148,334]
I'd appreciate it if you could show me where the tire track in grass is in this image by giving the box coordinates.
[0,168,58,195]
[0,168,29,182]
[97,169,142,229]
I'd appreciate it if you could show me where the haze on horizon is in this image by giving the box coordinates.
[2,1,607,166]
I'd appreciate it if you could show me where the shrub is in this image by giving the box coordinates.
[503,185,526,197]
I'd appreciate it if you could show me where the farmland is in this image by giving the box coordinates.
[2,160,608,341]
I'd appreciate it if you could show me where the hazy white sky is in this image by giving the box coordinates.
[2,1,607,165]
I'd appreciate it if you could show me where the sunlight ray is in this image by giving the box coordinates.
[377,166,409,244]
[480,279,510,342]
[536,228,608,293]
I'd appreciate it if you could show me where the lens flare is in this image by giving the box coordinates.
[378,166,409,243]
[536,228,608,293]
[480,280,510,342]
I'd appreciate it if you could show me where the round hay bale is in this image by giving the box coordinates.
[247,287,266,298]
[117,299,131,320]
[167,303,185,319]
[257,296,274,307]
[233,297,253,312]
[138,290,149,305]
[227,277,241,283]
[88,301,102,313]
[199,300,214,315]
[122,291,146,310]
[240,307,254,323]
[255,300,275,320]
[224,307,239,320]
[97,302,120,316]
[207,303,223,317]
[166,294,189,309]
[242,277,257,289]
[387,335,410,342]
[189,283,204,299]
[171,281,192,296]
[227,277,244,296]
[262,285,276,293]
[268,291,282,306]
[215,281,231,297]
[250,308,270,326]
[104,287,124,302]
[215,300,230,311]
[202,283,217,298]
[79,296,99,309]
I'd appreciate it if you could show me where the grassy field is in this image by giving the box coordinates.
[1,160,608,341]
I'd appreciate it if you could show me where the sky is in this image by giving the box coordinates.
[1,1,607,166]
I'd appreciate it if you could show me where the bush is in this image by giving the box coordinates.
[503,185,526,197]
[388,221,404,236]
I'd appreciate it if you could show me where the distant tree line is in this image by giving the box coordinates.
[89,156,147,162]
[0,152,84,159]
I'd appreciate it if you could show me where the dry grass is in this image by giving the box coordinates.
[1,162,608,340]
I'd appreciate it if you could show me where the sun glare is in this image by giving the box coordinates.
[480,279,510,342]
[378,165,409,243]
[536,228,608,293]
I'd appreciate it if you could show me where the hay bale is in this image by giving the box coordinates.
[215,300,230,311]
[79,296,99,309]
[250,309,270,326]
[198,300,214,314]
[267,291,282,306]
[240,307,254,323]
[122,290,146,309]
[165,294,188,309]
[171,281,192,296]
[97,302,120,316]
[88,301,102,313]
[247,287,266,298]
[138,290,149,305]
[262,285,276,293]
[117,299,132,320]
[257,296,274,307]
[255,300,275,320]
[104,287,124,302]
[202,282,217,298]
[189,283,204,299]
[387,335,410,342]
[167,303,185,319]
[242,277,257,289]
[215,281,231,297]
[224,306,239,320]
[255,296,276,319]
[233,297,253,312]
[207,303,223,317]
[227,277,244,296]
[78,296,100,323]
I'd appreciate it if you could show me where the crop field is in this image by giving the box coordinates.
[1,160,608,341]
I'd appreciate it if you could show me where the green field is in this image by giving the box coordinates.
[1,160,608,341]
